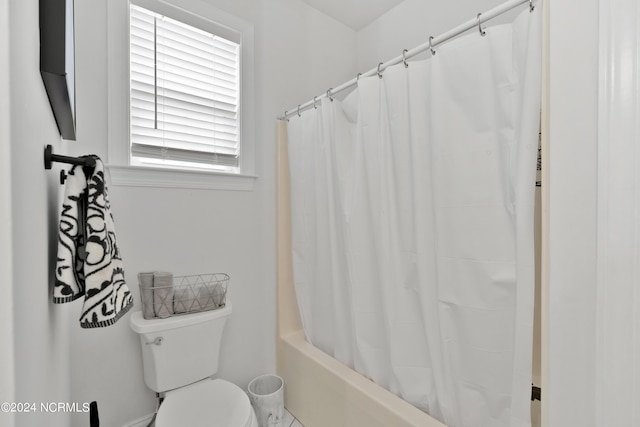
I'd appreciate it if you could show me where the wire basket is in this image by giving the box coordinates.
[139,273,229,319]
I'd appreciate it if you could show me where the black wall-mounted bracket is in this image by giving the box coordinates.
[44,144,95,184]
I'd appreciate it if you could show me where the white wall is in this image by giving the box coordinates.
[595,2,640,425]
[8,0,73,426]
[355,0,520,73]
[0,0,15,425]
[545,0,599,425]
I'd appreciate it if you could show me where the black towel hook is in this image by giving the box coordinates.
[44,145,96,169]
[44,145,96,184]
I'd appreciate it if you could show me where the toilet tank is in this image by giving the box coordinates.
[129,301,232,393]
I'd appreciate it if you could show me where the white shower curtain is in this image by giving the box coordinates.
[285,6,541,427]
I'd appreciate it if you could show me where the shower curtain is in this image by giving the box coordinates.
[283,6,541,427]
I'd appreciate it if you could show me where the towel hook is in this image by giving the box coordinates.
[402,49,409,68]
[529,0,534,12]
[327,88,334,102]
[44,144,96,170]
[477,13,486,37]
[429,36,436,56]
[377,62,384,79]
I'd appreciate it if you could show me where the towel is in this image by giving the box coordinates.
[54,156,134,328]
[137,272,156,319]
[152,272,174,318]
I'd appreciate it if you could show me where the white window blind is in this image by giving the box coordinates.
[130,4,240,170]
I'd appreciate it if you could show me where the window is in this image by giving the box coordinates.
[130,4,240,172]
[107,0,255,189]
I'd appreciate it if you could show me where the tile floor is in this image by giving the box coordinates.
[283,408,303,427]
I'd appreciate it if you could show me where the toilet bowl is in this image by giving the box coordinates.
[129,300,257,427]
[155,378,257,427]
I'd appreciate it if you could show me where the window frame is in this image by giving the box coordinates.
[107,0,256,190]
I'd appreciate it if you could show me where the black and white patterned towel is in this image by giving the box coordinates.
[54,156,133,328]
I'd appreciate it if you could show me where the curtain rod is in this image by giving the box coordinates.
[279,0,535,120]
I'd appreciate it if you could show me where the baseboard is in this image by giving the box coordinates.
[121,413,154,427]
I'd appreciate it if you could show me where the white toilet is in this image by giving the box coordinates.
[129,300,258,427]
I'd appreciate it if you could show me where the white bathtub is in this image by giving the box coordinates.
[276,330,446,427]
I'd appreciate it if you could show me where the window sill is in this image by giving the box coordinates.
[106,165,257,191]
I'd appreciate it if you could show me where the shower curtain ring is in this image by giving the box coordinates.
[402,49,409,68]
[529,0,534,12]
[283,110,289,121]
[429,36,436,56]
[313,96,318,109]
[327,88,334,102]
[357,72,362,81]
[377,62,384,79]
[477,13,486,36]
[297,105,301,117]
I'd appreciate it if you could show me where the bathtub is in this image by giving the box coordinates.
[276,331,446,427]
[276,122,445,427]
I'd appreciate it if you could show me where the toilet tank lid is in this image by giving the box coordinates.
[129,300,232,334]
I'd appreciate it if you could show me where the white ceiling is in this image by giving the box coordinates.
[300,0,406,31]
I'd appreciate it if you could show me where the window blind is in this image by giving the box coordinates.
[130,4,240,169]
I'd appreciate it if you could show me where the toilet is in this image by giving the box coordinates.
[129,300,258,427]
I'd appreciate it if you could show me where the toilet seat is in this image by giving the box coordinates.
[155,378,255,427]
